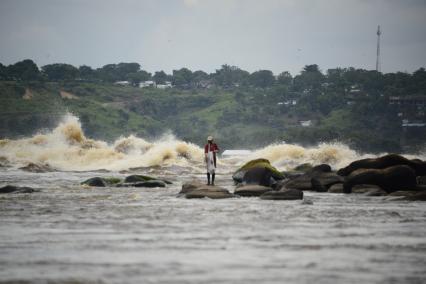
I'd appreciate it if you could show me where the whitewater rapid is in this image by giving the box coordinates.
[1,114,424,172]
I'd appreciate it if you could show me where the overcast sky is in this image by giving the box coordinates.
[0,0,425,75]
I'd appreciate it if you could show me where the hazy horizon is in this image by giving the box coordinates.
[1,0,426,75]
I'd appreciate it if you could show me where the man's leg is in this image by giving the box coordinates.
[207,173,211,185]
[211,173,215,185]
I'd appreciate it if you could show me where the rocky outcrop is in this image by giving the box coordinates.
[234,185,273,197]
[232,159,285,186]
[337,154,426,176]
[260,188,303,200]
[0,185,39,194]
[343,165,418,193]
[179,181,235,199]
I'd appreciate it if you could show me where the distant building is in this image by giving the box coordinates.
[278,100,297,106]
[402,119,426,127]
[198,79,214,89]
[156,81,172,89]
[389,95,426,107]
[114,81,131,86]
[139,81,156,88]
[300,120,312,127]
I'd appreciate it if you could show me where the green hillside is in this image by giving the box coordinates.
[1,61,426,152]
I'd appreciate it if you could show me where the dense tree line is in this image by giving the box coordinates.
[1,59,426,95]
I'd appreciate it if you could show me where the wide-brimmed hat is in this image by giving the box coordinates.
[207,136,213,141]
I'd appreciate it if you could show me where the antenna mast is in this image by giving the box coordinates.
[376,25,381,72]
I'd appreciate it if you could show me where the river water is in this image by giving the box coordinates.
[1,168,426,284]
[1,115,426,283]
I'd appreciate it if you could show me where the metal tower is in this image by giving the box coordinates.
[376,25,381,72]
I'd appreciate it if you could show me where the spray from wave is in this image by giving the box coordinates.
[2,114,420,172]
[0,114,205,171]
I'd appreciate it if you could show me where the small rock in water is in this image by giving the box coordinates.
[81,177,107,187]
[19,162,55,173]
[234,184,273,197]
[0,185,39,194]
[125,174,172,184]
[180,181,235,199]
[260,188,303,200]
[132,180,166,188]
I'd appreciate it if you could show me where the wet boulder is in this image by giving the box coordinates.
[337,154,426,176]
[352,184,387,196]
[0,185,39,194]
[417,176,426,185]
[81,177,107,187]
[293,163,314,172]
[179,181,235,199]
[232,158,285,186]
[389,191,426,201]
[284,164,342,191]
[260,188,303,200]
[234,184,273,197]
[311,178,327,192]
[124,174,172,184]
[118,180,166,188]
[328,183,344,193]
[343,165,418,194]
[19,162,56,173]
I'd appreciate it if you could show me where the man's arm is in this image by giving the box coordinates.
[214,144,219,153]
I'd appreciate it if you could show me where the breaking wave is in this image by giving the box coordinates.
[1,114,422,172]
[0,114,204,171]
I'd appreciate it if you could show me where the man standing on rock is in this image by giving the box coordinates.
[205,136,219,185]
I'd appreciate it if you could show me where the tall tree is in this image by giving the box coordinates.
[213,64,249,87]
[172,68,193,87]
[153,71,170,84]
[249,70,275,88]
[277,71,293,85]
[126,70,151,86]
[42,63,79,81]
[294,64,324,91]
[7,59,42,81]
[0,63,7,80]
[78,65,96,81]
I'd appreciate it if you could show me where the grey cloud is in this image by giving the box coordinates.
[0,0,425,75]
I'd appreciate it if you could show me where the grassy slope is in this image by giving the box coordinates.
[0,81,411,152]
[0,82,266,146]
